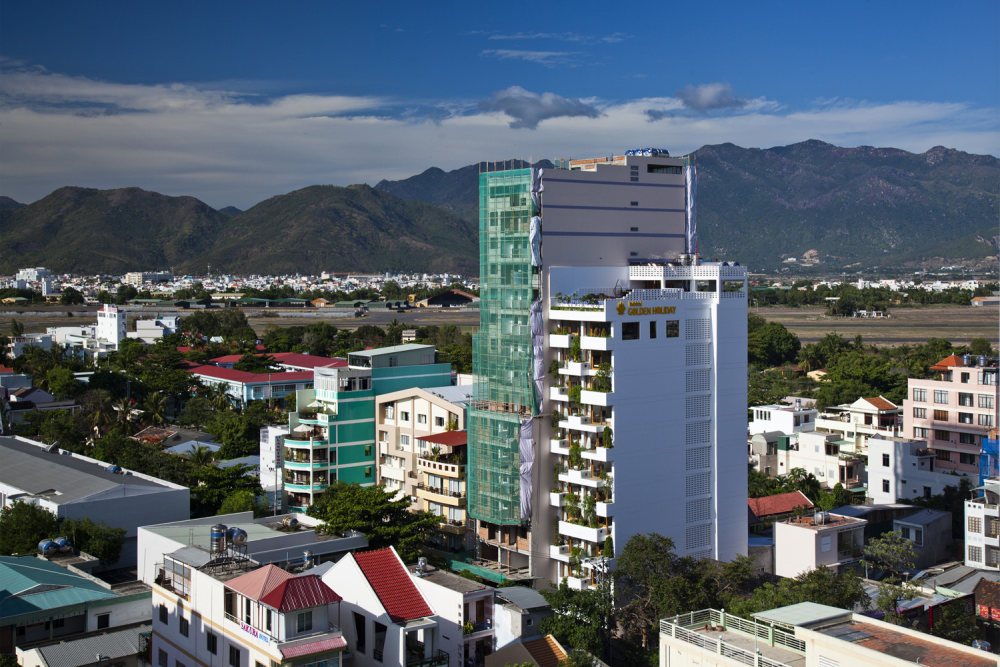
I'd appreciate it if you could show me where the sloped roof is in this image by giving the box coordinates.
[522,635,569,667]
[975,578,1000,608]
[260,574,341,611]
[748,491,814,520]
[281,636,347,659]
[353,548,432,622]
[861,396,898,411]
[188,365,314,384]
[225,564,294,601]
[416,431,467,447]
[0,556,117,620]
[32,623,149,666]
[931,354,965,371]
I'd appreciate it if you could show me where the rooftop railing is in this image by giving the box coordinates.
[660,609,804,667]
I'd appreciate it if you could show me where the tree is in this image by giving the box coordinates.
[20,409,88,450]
[189,464,264,517]
[59,287,85,305]
[968,337,994,358]
[862,530,917,624]
[63,517,126,564]
[142,393,167,426]
[219,489,259,515]
[233,353,277,373]
[307,481,439,561]
[930,602,980,645]
[0,501,61,555]
[9,318,23,337]
[614,533,684,648]
[540,580,612,659]
[748,316,801,367]
[186,444,217,467]
[729,566,868,616]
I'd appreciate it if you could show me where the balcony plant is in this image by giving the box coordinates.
[569,546,583,575]
[601,426,614,449]
[582,494,597,528]
[602,535,614,558]
[569,335,582,363]
[569,441,583,470]
[592,363,612,393]
[564,492,580,521]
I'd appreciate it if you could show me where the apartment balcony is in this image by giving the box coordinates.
[549,333,572,348]
[380,464,406,482]
[285,480,328,492]
[559,520,609,544]
[562,414,604,433]
[558,468,604,488]
[416,457,465,479]
[580,389,611,407]
[549,543,570,561]
[565,575,592,591]
[439,520,467,535]
[284,458,331,470]
[416,484,466,507]
[550,438,570,456]
[560,361,593,377]
[581,446,614,463]
[550,386,569,402]
[223,612,345,660]
[549,492,565,508]
[580,335,611,351]
[596,501,614,518]
[284,436,326,447]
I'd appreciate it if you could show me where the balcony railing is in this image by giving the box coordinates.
[406,649,449,667]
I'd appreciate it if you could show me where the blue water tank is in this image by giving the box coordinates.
[210,524,227,553]
[38,540,57,555]
[55,536,72,553]
[229,528,248,546]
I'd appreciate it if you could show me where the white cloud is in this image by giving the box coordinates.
[675,82,746,111]
[480,49,580,67]
[0,67,996,209]
[486,31,629,44]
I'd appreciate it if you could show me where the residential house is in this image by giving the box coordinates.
[768,430,866,490]
[814,396,903,448]
[774,512,867,578]
[493,587,552,650]
[17,624,152,667]
[409,561,494,667]
[484,635,567,667]
[965,478,1000,569]
[187,364,315,407]
[748,401,817,436]
[747,491,814,532]
[322,547,448,667]
[894,509,953,569]
[866,436,971,504]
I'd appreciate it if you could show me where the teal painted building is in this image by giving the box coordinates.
[284,344,451,510]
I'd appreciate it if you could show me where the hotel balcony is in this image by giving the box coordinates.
[558,468,605,489]
[565,575,592,591]
[550,438,570,456]
[580,389,611,407]
[580,335,611,351]
[222,611,346,663]
[581,445,614,463]
[438,519,467,535]
[559,361,595,377]
[549,492,566,508]
[549,543,570,561]
[559,520,609,544]
[417,456,466,479]
[380,463,406,482]
[596,501,614,518]
[416,484,466,507]
[549,333,572,348]
[550,386,569,402]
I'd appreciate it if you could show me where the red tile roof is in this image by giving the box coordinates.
[931,354,965,371]
[861,396,897,411]
[280,636,347,660]
[226,564,294,601]
[260,574,342,611]
[208,352,347,368]
[353,548,432,622]
[415,431,467,447]
[748,491,814,520]
[522,636,568,667]
[187,365,314,384]
[0,365,14,374]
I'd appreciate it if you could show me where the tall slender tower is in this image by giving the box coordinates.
[468,151,748,587]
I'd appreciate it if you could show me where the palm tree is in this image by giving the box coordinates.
[143,393,167,426]
[113,397,132,426]
[88,394,114,436]
[206,384,231,411]
[186,444,215,467]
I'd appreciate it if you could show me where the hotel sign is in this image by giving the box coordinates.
[617,301,676,317]
[240,621,271,645]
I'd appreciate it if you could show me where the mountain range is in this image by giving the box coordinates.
[1,141,996,275]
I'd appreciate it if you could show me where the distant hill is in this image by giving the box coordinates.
[218,206,242,217]
[0,187,228,274]
[376,142,999,271]
[196,184,477,275]
[0,196,24,211]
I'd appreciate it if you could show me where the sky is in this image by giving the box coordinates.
[0,1,997,209]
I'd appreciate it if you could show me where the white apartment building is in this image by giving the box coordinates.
[774,512,867,578]
[410,562,495,667]
[867,435,971,504]
[965,478,1000,570]
[96,303,127,350]
[469,152,749,588]
[904,354,999,475]
[764,430,865,490]
[748,401,817,436]
[16,267,51,283]
[813,396,903,447]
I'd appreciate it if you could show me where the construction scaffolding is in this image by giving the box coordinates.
[468,167,538,525]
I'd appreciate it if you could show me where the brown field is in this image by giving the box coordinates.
[758,304,999,346]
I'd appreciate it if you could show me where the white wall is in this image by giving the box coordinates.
[774,522,818,578]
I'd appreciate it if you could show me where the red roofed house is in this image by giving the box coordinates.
[903,353,999,474]
[208,351,348,371]
[187,364,315,407]
[748,491,815,529]
[324,547,447,667]
[814,396,903,442]
[151,555,346,667]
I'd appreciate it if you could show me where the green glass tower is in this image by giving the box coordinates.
[468,167,538,525]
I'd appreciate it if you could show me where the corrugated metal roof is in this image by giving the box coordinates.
[260,574,341,611]
[752,602,851,629]
[167,546,212,568]
[33,624,150,666]
[0,556,117,620]
[187,365,314,384]
[523,635,568,667]
[353,548,432,622]
[280,635,347,659]
[496,586,549,611]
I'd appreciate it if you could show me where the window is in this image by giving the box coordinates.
[980,414,994,427]
[912,407,926,419]
[97,613,110,630]
[364,444,372,456]
[970,516,983,533]
[417,414,427,424]
[960,433,977,445]
[435,416,445,427]
[385,404,394,419]
[621,322,639,340]
[400,411,410,422]
[960,452,977,465]
[980,394,995,409]
[159,649,168,667]
[647,164,682,174]
[630,201,639,206]
[935,450,951,461]
[913,388,927,402]
[959,412,974,424]
[630,226,639,231]
[969,545,983,562]
[899,526,910,540]
[959,392,974,406]
[882,479,890,492]
[159,604,168,624]
[914,427,929,438]
[179,615,189,637]
[933,390,948,404]
[365,466,373,478]
[649,321,657,338]
[882,454,890,467]
[354,612,366,652]
[206,632,218,655]
[400,434,410,447]
[265,609,272,632]
[933,410,949,421]
[934,429,950,441]
[981,372,998,386]
[229,646,240,667]
[297,611,313,633]
[665,320,679,338]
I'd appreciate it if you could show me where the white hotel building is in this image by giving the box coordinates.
[468,151,748,587]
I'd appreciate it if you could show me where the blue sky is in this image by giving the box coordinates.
[1,1,997,208]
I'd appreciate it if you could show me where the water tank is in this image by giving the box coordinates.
[282,516,299,529]
[210,524,227,553]
[963,354,973,367]
[105,465,121,474]
[417,556,428,573]
[814,511,826,525]
[55,536,72,553]
[980,356,989,367]
[228,528,248,546]
[303,549,314,568]
[38,539,57,555]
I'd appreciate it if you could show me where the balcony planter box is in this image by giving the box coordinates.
[566,575,591,591]
[550,386,569,402]
[559,520,608,543]
[550,438,570,456]
[550,491,565,507]
[580,335,611,351]
[596,501,613,518]
[560,361,587,376]
[580,389,611,407]
[550,543,570,560]
[549,333,571,348]
[582,446,613,463]
[558,469,603,488]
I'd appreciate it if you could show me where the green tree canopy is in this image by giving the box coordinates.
[0,501,61,556]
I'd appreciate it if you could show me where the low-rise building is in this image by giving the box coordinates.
[410,561,494,667]
[769,430,866,489]
[748,401,817,436]
[414,431,471,556]
[867,436,971,504]
[748,491,814,532]
[0,436,189,568]
[485,636,567,667]
[815,396,904,447]
[493,587,552,650]
[774,512,867,578]
[894,508,953,569]
[965,478,1000,569]
[659,602,996,667]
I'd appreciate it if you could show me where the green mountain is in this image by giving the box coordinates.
[0,186,227,274]
[376,141,999,271]
[195,184,477,275]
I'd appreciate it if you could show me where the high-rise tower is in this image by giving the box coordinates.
[468,151,748,587]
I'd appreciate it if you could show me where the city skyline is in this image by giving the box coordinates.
[1,0,998,208]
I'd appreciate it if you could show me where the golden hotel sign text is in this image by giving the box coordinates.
[617,301,676,316]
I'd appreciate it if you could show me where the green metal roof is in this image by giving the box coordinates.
[0,556,117,620]
[751,602,851,630]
